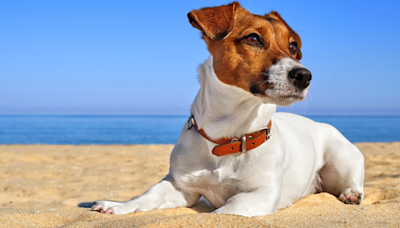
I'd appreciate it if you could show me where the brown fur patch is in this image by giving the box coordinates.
[188,2,303,95]
[188,2,239,41]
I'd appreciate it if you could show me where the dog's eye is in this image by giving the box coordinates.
[289,42,298,54]
[245,34,262,46]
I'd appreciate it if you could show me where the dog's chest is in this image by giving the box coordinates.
[187,166,242,207]
[186,164,242,186]
[178,156,258,206]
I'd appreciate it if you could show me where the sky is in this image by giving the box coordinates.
[1,0,399,115]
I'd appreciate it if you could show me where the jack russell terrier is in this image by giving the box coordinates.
[92,2,364,217]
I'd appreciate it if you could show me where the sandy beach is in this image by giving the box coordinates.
[0,143,399,227]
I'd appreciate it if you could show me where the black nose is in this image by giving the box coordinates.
[288,68,312,90]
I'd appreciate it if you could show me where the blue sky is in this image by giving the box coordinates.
[1,0,399,115]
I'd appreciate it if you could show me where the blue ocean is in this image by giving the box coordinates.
[0,115,399,144]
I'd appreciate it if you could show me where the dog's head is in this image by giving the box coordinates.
[188,2,311,106]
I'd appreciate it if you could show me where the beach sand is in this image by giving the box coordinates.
[0,143,399,227]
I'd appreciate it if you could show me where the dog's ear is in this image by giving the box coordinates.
[265,11,285,24]
[187,2,240,41]
[266,11,302,60]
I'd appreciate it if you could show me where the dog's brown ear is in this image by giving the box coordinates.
[187,2,240,41]
[266,11,302,60]
[266,11,295,35]
[266,11,285,24]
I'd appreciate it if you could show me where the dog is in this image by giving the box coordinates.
[92,2,364,217]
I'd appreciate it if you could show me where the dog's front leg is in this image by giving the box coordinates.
[92,175,199,215]
[213,178,282,217]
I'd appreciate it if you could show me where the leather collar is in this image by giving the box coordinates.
[186,115,272,156]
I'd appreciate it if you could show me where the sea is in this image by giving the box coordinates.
[0,115,399,144]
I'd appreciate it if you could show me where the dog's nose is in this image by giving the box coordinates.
[288,68,312,90]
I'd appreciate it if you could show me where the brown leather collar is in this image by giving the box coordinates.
[186,115,272,156]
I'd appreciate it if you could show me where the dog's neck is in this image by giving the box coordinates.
[190,56,276,140]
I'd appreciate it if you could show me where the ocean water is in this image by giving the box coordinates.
[0,115,399,144]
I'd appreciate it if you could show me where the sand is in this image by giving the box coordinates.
[0,142,399,227]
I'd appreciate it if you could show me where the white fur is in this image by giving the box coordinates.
[264,57,309,106]
[92,56,365,217]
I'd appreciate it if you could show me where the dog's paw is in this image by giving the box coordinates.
[91,200,141,215]
[339,188,362,205]
[91,201,123,214]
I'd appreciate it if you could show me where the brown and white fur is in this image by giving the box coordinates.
[92,2,364,217]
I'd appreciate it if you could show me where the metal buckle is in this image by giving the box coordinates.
[259,127,271,140]
[241,135,247,153]
[186,116,195,129]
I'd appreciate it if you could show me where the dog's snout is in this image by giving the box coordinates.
[288,68,312,90]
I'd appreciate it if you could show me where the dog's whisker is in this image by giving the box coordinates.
[259,80,269,87]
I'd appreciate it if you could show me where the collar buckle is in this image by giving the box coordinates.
[259,127,271,140]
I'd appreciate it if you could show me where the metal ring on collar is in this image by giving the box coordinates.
[241,135,247,153]
[186,116,195,129]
